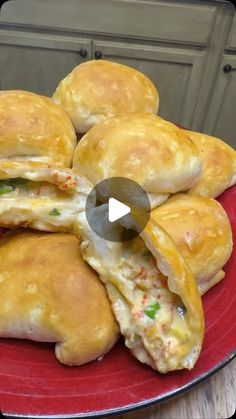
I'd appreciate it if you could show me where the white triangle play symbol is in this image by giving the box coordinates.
[108,197,131,223]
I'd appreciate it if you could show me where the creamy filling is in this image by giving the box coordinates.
[0,177,86,230]
[115,237,192,370]
[0,178,72,200]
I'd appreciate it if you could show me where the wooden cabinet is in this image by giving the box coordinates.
[0,0,217,44]
[0,0,235,141]
[202,14,236,148]
[203,54,236,148]
[0,30,92,96]
[92,40,206,127]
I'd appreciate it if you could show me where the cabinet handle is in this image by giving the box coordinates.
[94,50,103,60]
[79,48,88,58]
[223,64,236,73]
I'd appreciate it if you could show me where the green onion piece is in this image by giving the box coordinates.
[8,178,29,186]
[49,208,61,216]
[0,185,14,195]
[0,177,29,191]
[144,302,161,319]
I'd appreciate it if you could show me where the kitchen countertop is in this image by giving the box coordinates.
[106,358,236,419]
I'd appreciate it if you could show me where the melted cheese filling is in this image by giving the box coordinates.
[0,178,83,230]
[117,237,192,370]
[0,180,72,200]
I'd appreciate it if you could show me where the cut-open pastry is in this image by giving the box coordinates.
[151,194,233,295]
[0,163,91,231]
[0,91,90,229]
[0,230,119,366]
[73,113,202,208]
[75,212,204,373]
[184,130,236,198]
[52,60,159,133]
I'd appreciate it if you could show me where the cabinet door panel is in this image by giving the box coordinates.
[203,55,236,148]
[226,14,236,51]
[1,0,217,46]
[93,41,206,128]
[0,31,91,96]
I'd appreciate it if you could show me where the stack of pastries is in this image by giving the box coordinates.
[0,60,235,373]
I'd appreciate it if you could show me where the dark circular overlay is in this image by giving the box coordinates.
[85,177,151,242]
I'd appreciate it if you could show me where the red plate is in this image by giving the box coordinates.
[0,186,236,418]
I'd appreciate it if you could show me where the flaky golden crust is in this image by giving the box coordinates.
[151,194,233,294]
[0,90,76,167]
[76,212,204,372]
[52,60,159,133]
[73,113,202,207]
[0,230,119,366]
[185,130,236,198]
[140,219,204,370]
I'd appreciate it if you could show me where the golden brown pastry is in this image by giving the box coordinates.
[151,194,233,295]
[73,113,202,208]
[0,230,119,366]
[0,90,76,167]
[75,213,204,373]
[184,130,236,198]
[52,60,159,133]
[0,90,90,230]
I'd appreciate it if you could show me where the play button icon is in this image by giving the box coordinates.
[85,177,151,242]
[108,198,130,222]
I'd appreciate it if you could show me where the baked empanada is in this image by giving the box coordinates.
[0,90,90,230]
[151,194,233,295]
[0,90,76,167]
[0,230,119,366]
[73,113,202,208]
[184,130,236,198]
[75,212,204,373]
[52,60,159,133]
